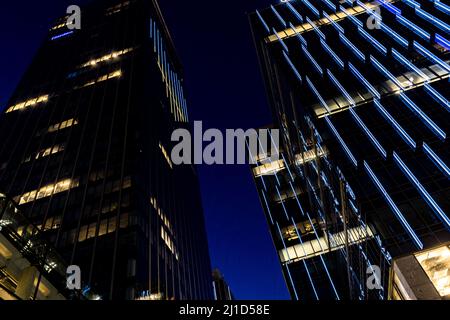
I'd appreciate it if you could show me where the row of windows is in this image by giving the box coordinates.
[76,69,122,89]
[5,95,49,113]
[150,196,173,233]
[47,118,78,133]
[17,178,79,205]
[105,1,131,16]
[161,226,179,260]
[23,144,65,163]
[159,142,173,169]
[80,48,134,68]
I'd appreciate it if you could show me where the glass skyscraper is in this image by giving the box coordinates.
[250,0,449,300]
[0,0,212,300]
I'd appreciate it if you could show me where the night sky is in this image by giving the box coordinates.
[0,0,289,299]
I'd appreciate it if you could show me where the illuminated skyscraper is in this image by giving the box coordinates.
[0,0,212,300]
[250,0,449,300]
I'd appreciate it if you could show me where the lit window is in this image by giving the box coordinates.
[150,197,173,233]
[105,1,131,16]
[5,95,49,113]
[47,118,78,133]
[23,144,65,163]
[159,142,173,169]
[80,48,134,68]
[17,178,79,205]
[77,70,122,89]
[161,226,178,260]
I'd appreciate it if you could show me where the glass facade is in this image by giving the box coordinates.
[0,0,212,300]
[249,0,449,300]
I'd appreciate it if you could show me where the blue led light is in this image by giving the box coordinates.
[424,83,450,112]
[321,0,336,11]
[380,23,409,47]
[306,16,325,40]
[364,161,423,249]
[261,192,274,224]
[325,117,358,167]
[415,8,450,33]
[302,45,323,75]
[340,6,363,28]
[393,152,450,230]
[350,108,387,158]
[423,143,450,179]
[286,1,303,23]
[276,223,299,300]
[339,33,365,61]
[327,70,355,106]
[51,30,74,41]
[303,0,320,18]
[397,15,430,40]
[283,52,302,82]
[374,100,417,149]
[349,63,380,99]
[256,9,270,33]
[435,1,450,15]
[273,28,289,52]
[400,93,446,140]
[357,0,382,20]
[357,27,387,55]
[391,49,429,81]
[414,41,450,73]
[370,56,404,90]
[402,0,421,8]
[323,11,344,34]
[306,77,330,113]
[271,5,287,28]
[376,0,402,15]
[320,39,344,69]
[291,217,319,300]
[435,34,450,51]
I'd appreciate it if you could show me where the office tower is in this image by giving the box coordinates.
[249,0,449,300]
[212,269,234,300]
[0,0,212,300]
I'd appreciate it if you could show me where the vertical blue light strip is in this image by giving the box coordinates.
[400,93,446,140]
[325,117,358,167]
[424,83,450,112]
[393,152,450,230]
[423,143,450,179]
[291,217,319,300]
[374,100,416,149]
[364,161,423,249]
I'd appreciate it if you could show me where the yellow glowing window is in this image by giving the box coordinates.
[5,95,49,113]
[159,142,173,169]
[415,245,450,298]
[81,48,134,68]
[150,196,173,232]
[105,1,131,16]
[78,70,122,88]
[48,118,78,133]
[17,178,79,205]
[23,144,65,163]
[161,226,178,260]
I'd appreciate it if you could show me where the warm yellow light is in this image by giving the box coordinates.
[18,178,79,205]
[5,95,49,113]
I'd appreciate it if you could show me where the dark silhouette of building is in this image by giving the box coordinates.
[212,269,234,300]
[249,0,449,300]
[0,0,212,300]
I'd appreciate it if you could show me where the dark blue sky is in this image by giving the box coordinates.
[0,0,289,299]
